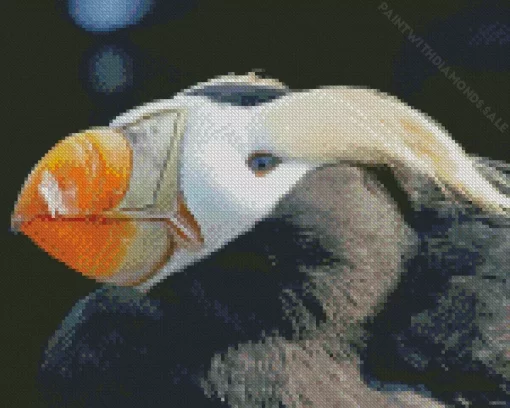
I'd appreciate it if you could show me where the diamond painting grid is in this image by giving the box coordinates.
[4,2,510,407]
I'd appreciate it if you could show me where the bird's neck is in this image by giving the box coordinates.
[270,165,417,354]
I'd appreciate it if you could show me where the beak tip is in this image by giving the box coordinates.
[10,202,25,233]
[10,220,21,234]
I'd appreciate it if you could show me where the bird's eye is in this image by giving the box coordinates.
[247,152,281,176]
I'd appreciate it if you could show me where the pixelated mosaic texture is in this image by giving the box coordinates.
[12,78,509,407]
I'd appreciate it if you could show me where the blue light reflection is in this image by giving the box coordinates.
[68,0,154,32]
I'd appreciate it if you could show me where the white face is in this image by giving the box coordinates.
[112,94,314,290]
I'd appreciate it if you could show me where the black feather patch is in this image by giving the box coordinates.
[186,83,289,106]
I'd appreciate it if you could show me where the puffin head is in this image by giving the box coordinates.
[11,73,510,289]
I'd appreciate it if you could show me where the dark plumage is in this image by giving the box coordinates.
[38,164,509,407]
[185,83,290,106]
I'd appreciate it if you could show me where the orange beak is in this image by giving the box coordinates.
[12,128,203,286]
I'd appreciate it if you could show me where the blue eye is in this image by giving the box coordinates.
[247,152,281,175]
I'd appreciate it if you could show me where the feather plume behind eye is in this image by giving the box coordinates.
[263,87,510,215]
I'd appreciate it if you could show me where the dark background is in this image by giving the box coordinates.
[2,1,509,406]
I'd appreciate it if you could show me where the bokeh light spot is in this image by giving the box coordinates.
[68,0,154,32]
[89,45,133,94]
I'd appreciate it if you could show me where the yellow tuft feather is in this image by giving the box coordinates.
[263,87,510,215]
